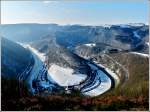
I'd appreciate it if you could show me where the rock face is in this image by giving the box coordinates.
[1,37,34,79]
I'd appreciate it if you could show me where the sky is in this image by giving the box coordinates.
[1,0,149,25]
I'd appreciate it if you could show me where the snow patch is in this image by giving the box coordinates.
[146,42,149,46]
[119,24,130,28]
[26,45,46,62]
[119,23,145,28]
[128,23,145,27]
[131,52,149,58]
[102,24,112,28]
[133,31,140,39]
[85,43,96,47]
[119,23,144,28]
[48,64,87,86]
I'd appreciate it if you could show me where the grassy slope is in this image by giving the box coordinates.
[107,52,149,98]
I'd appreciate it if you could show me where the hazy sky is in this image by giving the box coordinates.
[1,0,149,25]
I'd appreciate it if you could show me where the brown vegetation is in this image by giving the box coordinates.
[107,52,149,98]
[1,77,149,111]
[1,52,149,111]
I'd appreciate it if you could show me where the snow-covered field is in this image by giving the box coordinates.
[19,43,87,90]
[48,64,87,86]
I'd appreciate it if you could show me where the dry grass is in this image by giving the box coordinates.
[107,52,149,98]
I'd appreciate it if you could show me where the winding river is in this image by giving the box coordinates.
[20,43,117,97]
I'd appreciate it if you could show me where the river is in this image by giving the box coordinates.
[20,43,117,97]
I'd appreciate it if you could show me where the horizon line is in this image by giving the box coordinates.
[1,22,149,26]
